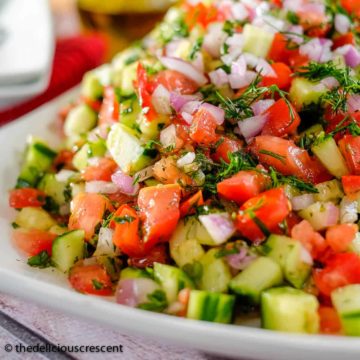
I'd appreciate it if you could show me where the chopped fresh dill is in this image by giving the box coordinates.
[189,37,204,61]
[259,150,286,164]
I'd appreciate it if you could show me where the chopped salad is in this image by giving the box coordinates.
[9,0,360,336]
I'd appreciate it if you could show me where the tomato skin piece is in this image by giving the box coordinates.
[154,70,199,95]
[318,306,343,335]
[190,107,218,145]
[325,224,358,253]
[262,98,301,137]
[217,171,268,205]
[68,193,114,241]
[261,63,292,90]
[313,253,360,296]
[179,190,204,217]
[211,136,243,164]
[267,33,294,64]
[138,184,181,250]
[12,229,57,256]
[342,175,360,195]
[99,86,119,126]
[112,205,144,257]
[184,2,220,29]
[341,0,360,17]
[339,135,360,175]
[69,264,113,296]
[235,188,291,243]
[82,158,118,182]
[53,150,75,171]
[9,188,47,208]
[332,33,355,49]
[128,244,169,268]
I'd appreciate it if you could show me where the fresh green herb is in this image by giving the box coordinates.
[157,123,166,131]
[286,11,300,25]
[328,115,360,137]
[259,150,286,164]
[27,251,52,268]
[221,42,230,55]
[102,212,114,228]
[143,140,160,158]
[159,18,189,44]
[132,174,141,186]
[241,198,271,237]
[215,247,239,258]
[43,196,59,214]
[124,53,140,66]
[182,261,203,283]
[92,279,104,290]
[189,37,204,61]
[15,178,31,189]
[63,185,72,203]
[114,215,135,224]
[11,222,19,229]
[223,20,236,36]
[138,289,168,312]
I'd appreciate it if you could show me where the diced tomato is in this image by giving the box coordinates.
[342,175,360,195]
[107,192,135,208]
[308,157,333,184]
[282,211,303,235]
[318,306,343,335]
[211,136,243,164]
[184,2,221,29]
[333,33,355,49]
[297,9,330,37]
[261,63,292,90]
[154,70,199,95]
[190,107,218,145]
[262,99,301,137]
[177,287,191,317]
[235,188,291,242]
[136,63,157,122]
[250,135,319,182]
[313,253,360,296]
[138,184,181,250]
[339,135,360,175]
[81,97,102,113]
[217,171,268,205]
[128,244,169,268]
[112,205,144,257]
[268,33,294,64]
[68,193,114,241]
[82,158,118,182]
[69,263,113,296]
[291,220,327,260]
[326,224,358,253]
[53,150,75,171]
[98,86,119,126]
[153,157,193,186]
[12,229,56,256]
[341,0,360,17]
[9,188,46,208]
[180,190,204,217]
[288,50,309,71]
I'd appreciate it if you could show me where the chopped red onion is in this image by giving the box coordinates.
[227,251,257,271]
[238,114,268,141]
[335,13,351,35]
[244,53,260,68]
[231,3,249,21]
[87,157,101,167]
[221,49,242,66]
[165,39,183,57]
[160,124,177,148]
[133,165,154,183]
[256,59,276,77]
[301,2,325,16]
[181,112,194,125]
[229,70,257,89]
[116,278,160,308]
[203,22,227,58]
[320,77,340,90]
[94,227,115,256]
[340,196,358,224]
[291,194,315,211]
[209,68,229,88]
[251,99,275,116]
[286,25,304,45]
[159,56,207,86]
[180,100,202,115]
[55,170,76,182]
[337,45,360,68]
[201,103,225,125]
[191,52,205,73]
[226,33,245,56]
[111,170,139,195]
[152,84,172,115]
[85,181,119,194]
[300,38,332,63]
[177,152,196,168]
[231,55,247,77]
[170,93,202,113]
[347,94,360,113]
[198,213,236,245]
[283,0,301,12]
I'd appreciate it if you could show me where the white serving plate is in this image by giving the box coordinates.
[0,89,359,360]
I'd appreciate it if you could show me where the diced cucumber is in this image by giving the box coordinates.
[332,284,360,336]
[119,62,138,96]
[72,140,107,171]
[17,139,57,187]
[49,225,68,236]
[15,207,56,231]
[120,96,141,129]
[314,179,344,203]
[242,24,274,58]
[262,235,311,289]
[298,201,339,231]
[38,174,66,206]
[169,219,205,267]
[312,136,349,177]
[64,104,98,138]
[120,267,150,280]
[261,287,319,333]
[300,124,324,137]
[229,257,283,304]
[199,248,232,293]
[289,78,327,110]
[97,256,122,282]
[187,290,235,324]
[51,230,85,273]
[106,123,153,174]
[138,112,170,140]
[81,71,103,100]
[154,263,194,303]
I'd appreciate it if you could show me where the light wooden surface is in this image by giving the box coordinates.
[0,293,236,360]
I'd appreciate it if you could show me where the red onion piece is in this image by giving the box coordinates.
[238,114,268,141]
[159,56,207,86]
[291,194,315,211]
[152,84,172,115]
[340,196,358,224]
[229,70,257,89]
[226,249,257,271]
[177,152,196,168]
[111,170,139,196]
[94,227,115,256]
[192,52,204,73]
[209,68,229,88]
[200,103,225,125]
[283,0,301,12]
[181,112,194,125]
[198,213,236,245]
[116,278,160,308]
[85,181,119,194]
[320,77,340,90]
[160,124,177,148]
[203,22,227,58]
[231,56,247,77]
[244,53,260,68]
[251,99,275,116]
[337,45,360,68]
[286,25,304,45]
[256,59,276,77]
[335,13,351,35]
[347,94,360,113]
[226,33,244,58]
[180,100,202,115]
[170,92,202,113]
[300,38,332,63]
[55,170,76,182]
[231,3,249,21]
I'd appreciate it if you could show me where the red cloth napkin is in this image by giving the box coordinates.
[0,34,106,126]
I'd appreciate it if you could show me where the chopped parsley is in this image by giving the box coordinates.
[114,215,135,224]
[138,289,168,312]
[259,150,286,164]
[188,37,203,61]
[92,279,104,290]
[27,251,52,268]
